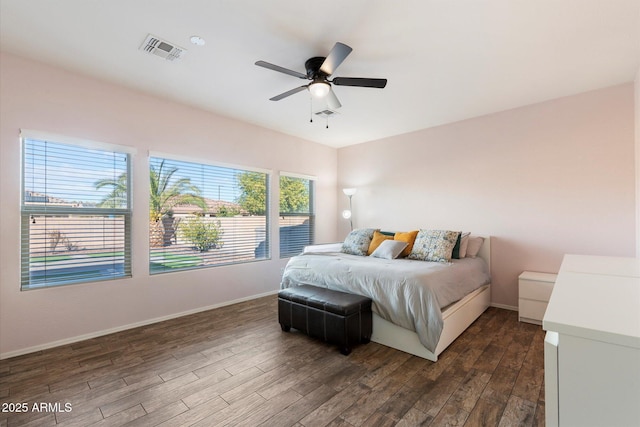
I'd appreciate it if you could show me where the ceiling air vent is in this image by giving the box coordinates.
[314,109,339,118]
[314,109,339,128]
[139,34,186,61]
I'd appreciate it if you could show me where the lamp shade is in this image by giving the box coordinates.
[342,188,357,196]
[342,209,352,219]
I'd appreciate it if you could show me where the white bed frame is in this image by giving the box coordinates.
[303,236,491,362]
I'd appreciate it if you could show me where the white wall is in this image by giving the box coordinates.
[0,52,338,358]
[636,66,640,256]
[338,84,636,308]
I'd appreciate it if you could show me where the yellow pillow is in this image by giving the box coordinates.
[367,230,394,255]
[395,230,419,258]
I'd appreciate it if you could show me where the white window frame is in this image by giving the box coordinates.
[20,130,134,290]
[148,152,271,274]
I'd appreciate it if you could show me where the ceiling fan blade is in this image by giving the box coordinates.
[332,77,387,88]
[255,60,307,79]
[327,88,342,110]
[269,85,308,101]
[320,42,353,76]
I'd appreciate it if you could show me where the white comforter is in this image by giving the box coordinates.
[280,252,490,352]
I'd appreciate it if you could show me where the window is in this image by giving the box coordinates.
[20,133,132,290]
[279,174,315,258]
[149,155,270,273]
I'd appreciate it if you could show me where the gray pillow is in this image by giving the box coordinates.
[371,240,408,260]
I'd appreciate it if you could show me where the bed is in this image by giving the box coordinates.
[280,236,491,361]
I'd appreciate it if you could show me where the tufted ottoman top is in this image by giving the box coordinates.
[279,285,372,317]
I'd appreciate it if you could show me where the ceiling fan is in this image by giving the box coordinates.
[255,42,387,110]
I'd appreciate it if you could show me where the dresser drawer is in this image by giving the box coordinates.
[519,299,548,324]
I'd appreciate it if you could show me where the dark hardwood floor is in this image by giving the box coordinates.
[0,296,545,426]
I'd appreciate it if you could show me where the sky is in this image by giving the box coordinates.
[23,138,256,205]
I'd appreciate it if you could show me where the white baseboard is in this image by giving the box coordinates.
[0,289,279,360]
[490,302,518,311]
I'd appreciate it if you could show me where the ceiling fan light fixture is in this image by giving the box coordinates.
[309,81,330,98]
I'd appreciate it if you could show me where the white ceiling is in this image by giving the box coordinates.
[1,1,639,148]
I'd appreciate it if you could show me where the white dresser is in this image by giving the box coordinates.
[518,271,557,324]
[543,255,640,427]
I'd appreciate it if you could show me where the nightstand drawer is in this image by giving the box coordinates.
[519,271,557,300]
[519,279,554,301]
[519,271,557,324]
[519,299,548,324]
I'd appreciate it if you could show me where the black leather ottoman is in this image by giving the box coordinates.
[278,285,372,355]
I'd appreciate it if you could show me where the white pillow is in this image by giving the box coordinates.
[466,236,484,258]
[459,232,471,258]
[370,240,408,260]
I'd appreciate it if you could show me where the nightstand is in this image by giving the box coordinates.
[519,271,557,325]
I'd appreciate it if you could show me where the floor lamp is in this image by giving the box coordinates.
[342,188,357,231]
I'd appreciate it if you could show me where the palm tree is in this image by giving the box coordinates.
[95,173,129,208]
[96,160,206,247]
[149,160,206,221]
[149,160,207,247]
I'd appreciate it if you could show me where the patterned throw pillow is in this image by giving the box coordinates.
[341,228,376,256]
[408,229,461,262]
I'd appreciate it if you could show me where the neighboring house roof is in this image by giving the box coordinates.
[24,191,91,207]
[171,198,246,216]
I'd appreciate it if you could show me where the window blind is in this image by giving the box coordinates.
[21,137,132,290]
[279,175,315,258]
[149,156,270,274]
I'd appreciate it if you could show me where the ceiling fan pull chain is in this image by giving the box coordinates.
[309,97,313,123]
[326,116,329,129]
